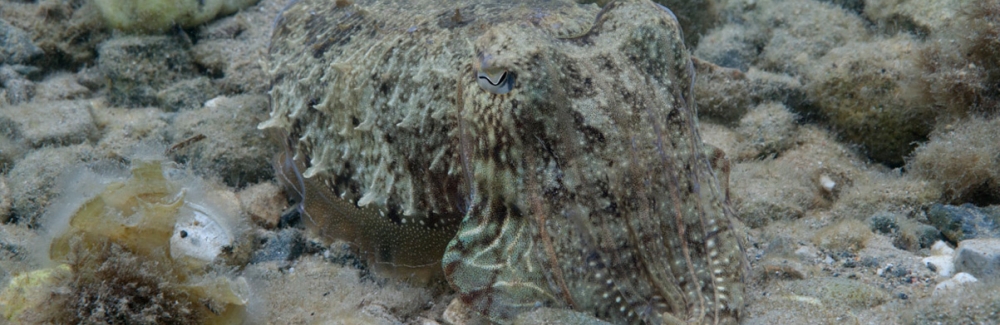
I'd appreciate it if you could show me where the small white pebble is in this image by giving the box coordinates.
[819,175,836,193]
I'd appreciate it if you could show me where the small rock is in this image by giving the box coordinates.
[933,272,978,296]
[33,73,91,101]
[954,238,1000,281]
[805,35,930,166]
[694,23,764,71]
[238,182,286,229]
[75,66,105,91]
[692,59,751,123]
[157,77,219,111]
[735,102,799,160]
[0,99,99,148]
[7,144,96,226]
[168,94,276,187]
[0,19,43,65]
[250,228,305,264]
[98,36,196,107]
[870,212,899,234]
[927,203,1000,242]
[0,65,35,105]
[91,105,169,155]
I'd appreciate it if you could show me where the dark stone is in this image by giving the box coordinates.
[250,228,305,263]
[927,203,1000,242]
[870,213,899,234]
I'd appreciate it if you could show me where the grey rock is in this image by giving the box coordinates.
[250,228,305,264]
[869,212,941,251]
[98,35,195,107]
[870,212,900,234]
[694,23,765,72]
[0,19,43,65]
[157,77,218,111]
[954,238,1000,281]
[7,144,97,226]
[0,99,99,148]
[927,203,1000,242]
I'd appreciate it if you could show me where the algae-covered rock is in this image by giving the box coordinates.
[863,0,967,36]
[0,0,109,69]
[0,19,42,65]
[169,94,275,187]
[157,76,219,111]
[94,0,260,33]
[694,23,767,71]
[7,144,97,226]
[98,35,196,107]
[908,116,1000,204]
[735,102,799,160]
[0,99,99,148]
[806,35,931,166]
[751,0,872,75]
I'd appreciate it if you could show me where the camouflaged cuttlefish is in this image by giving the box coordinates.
[261,0,747,324]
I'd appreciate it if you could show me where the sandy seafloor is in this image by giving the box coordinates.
[1,0,1000,324]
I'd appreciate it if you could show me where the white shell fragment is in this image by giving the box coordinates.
[170,202,233,263]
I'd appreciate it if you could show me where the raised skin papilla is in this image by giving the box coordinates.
[263,0,747,324]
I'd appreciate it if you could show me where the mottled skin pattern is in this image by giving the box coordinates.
[262,0,746,324]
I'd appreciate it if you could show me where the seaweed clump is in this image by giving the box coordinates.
[1,159,249,325]
[917,0,1000,115]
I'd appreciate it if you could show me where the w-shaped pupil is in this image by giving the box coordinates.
[476,70,515,94]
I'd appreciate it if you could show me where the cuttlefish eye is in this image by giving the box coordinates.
[476,69,515,94]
